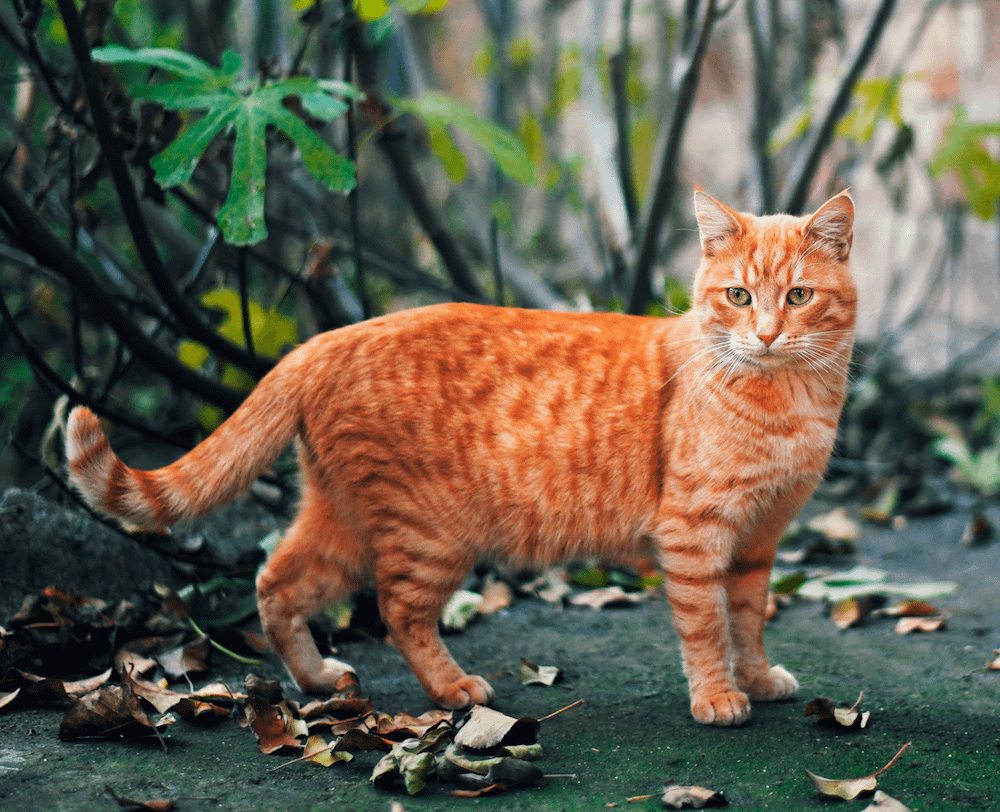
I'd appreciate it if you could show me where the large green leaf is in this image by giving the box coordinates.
[92,45,358,245]
[929,107,1000,220]
[397,91,538,186]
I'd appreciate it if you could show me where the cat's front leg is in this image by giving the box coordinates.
[656,523,750,726]
[727,549,798,701]
[727,487,811,701]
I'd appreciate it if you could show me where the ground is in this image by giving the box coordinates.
[1,496,998,811]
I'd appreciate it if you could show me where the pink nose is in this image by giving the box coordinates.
[757,333,778,347]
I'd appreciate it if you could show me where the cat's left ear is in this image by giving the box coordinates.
[694,188,743,255]
[804,190,854,261]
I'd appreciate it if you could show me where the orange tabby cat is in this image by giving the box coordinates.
[65,189,856,726]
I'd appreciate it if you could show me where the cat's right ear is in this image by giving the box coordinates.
[694,188,743,255]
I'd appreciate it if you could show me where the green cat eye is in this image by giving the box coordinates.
[727,287,751,306]
[787,287,813,305]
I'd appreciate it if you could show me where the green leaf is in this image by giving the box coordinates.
[93,44,357,244]
[92,44,219,80]
[928,107,1000,220]
[397,91,538,186]
[427,124,467,182]
[835,77,903,144]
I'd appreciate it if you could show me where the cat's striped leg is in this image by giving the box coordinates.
[375,540,493,709]
[727,489,809,701]
[256,498,363,695]
[727,549,798,701]
[656,520,749,726]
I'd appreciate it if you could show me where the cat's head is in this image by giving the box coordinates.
[690,189,857,374]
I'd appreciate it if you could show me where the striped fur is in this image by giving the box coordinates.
[65,190,856,725]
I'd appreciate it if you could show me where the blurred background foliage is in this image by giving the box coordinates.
[1,0,998,514]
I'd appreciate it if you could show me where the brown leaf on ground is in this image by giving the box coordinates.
[454,705,540,750]
[333,727,393,753]
[831,596,874,629]
[960,512,993,547]
[568,586,646,609]
[59,682,158,740]
[478,575,513,614]
[894,616,946,634]
[369,710,453,739]
[804,693,870,729]
[661,784,728,808]
[519,658,562,686]
[805,742,911,800]
[291,693,373,722]
[156,635,210,681]
[242,675,304,753]
[104,784,176,811]
[878,600,941,617]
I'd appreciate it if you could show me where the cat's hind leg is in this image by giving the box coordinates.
[256,496,365,694]
[375,540,493,709]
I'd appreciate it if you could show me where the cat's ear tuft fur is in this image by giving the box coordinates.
[804,191,854,261]
[694,188,743,255]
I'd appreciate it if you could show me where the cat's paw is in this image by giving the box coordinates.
[690,690,751,726]
[739,665,798,701]
[295,658,359,695]
[433,675,495,709]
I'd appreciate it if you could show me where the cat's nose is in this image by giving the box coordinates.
[757,333,779,347]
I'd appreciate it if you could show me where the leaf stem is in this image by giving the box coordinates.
[539,698,585,722]
[871,741,912,779]
[188,618,262,666]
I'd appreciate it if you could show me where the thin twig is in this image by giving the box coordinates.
[780,0,897,214]
[0,176,243,410]
[628,0,718,315]
[609,0,639,230]
[538,698,585,722]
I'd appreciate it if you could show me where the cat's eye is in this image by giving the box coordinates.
[727,287,751,306]
[787,287,813,306]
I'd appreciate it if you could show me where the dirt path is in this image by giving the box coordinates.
[2,501,998,811]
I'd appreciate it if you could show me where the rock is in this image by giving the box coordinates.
[0,488,177,621]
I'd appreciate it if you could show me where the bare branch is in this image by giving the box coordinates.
[780,0,897,214]
[746,0,779,213]
[0,175,244,411]
[628,0,718,315]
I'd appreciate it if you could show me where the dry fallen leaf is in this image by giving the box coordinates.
[519,658,562,687]
[59,682,159,740]
[522,568,572,606]
[242,675,304,753]
[894,616,946,634]
[808,507,862,541]
[804,693,870,729]
[454,705,540,750]
[104,784,176,811]
[805,742,911,800]
[478,575,513,614]
[661,784,727,808]
[960,512,993,547]
[878,600,941,617]
[861,790,914,811]
[568,586,646,609]
[831,595,884,630]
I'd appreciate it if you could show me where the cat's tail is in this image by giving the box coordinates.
[65,371,300,532]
